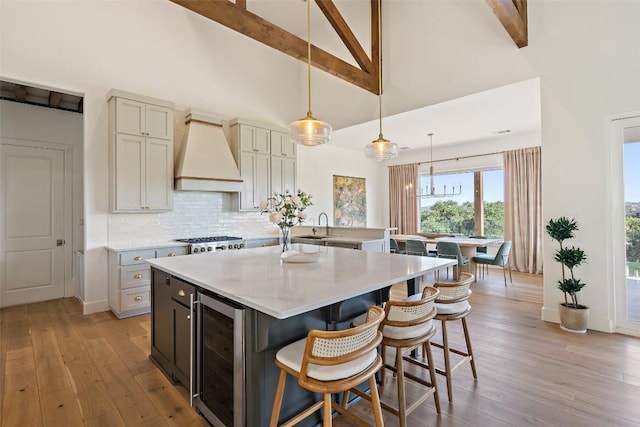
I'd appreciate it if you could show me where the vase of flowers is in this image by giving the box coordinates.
[260,189,313,252]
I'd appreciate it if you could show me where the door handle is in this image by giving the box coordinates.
[56,239,65,246]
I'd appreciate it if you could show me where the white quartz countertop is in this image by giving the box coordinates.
[146,244,455,319]
[106,241,189,252]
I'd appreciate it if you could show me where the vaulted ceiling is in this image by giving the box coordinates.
[170,0,527,94]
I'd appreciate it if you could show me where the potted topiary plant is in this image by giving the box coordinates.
[546,217,589,333]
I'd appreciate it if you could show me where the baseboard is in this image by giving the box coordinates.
[82,298,109,315]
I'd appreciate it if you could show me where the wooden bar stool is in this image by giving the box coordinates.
[270,306,385,427]
[431,272,477,402]
[350,287,441,427]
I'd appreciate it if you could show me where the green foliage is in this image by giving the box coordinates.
[420,200,504,238]
[626,215,640,262]
[546,217,587,308]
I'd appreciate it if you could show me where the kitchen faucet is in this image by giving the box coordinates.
[318,212,329,236]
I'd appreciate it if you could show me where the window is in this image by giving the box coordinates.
[419,169,504,237]
[624,140,640,322]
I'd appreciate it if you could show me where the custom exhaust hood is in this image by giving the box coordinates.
[174,109,243,192]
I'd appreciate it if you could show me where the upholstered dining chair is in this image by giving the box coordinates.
[436,241,470,279]
[405,239,428,256]
[469,235,488,275]
[473,241,513,286]
[270,306,386,427]
[390,238,406,254]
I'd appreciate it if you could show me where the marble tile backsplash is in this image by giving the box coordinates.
[108,192,277,245]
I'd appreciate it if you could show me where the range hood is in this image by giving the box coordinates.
[174,109,243,192]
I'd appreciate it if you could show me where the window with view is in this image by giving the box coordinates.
[419,169,504,238]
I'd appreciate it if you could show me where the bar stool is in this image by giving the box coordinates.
[431,272,477,402]
[270,306,385,427]
[350,287,441,427]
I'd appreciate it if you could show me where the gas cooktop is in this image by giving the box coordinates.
[175,236,243,244]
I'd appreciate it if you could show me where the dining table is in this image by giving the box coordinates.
[391,234,503,272]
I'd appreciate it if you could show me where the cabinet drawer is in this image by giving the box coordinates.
[120,265,151,289]
[171,279,196,307]
[157,247,187,258]
[119,249,156,266]
[120,286,150,312]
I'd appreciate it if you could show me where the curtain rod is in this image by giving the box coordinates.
[418,150,504,165]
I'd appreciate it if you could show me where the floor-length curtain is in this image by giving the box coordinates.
[389,163,418,234]
[504,147,543,274]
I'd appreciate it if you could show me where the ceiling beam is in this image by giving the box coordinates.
[485,0,528,48]
[49,91,62,108]
[169,0,379,94]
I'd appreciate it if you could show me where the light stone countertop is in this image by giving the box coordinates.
[146,244,455,319]
[106,241,189,252]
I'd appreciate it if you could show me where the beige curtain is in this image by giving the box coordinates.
[504,147,543,274]
[389,163,418,234]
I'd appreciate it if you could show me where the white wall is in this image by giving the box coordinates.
[2,1,640,332]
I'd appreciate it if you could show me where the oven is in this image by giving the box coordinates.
[192,289,246,427]
[175,236,245,254]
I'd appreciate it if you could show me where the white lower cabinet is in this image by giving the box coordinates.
[108,244,187,318]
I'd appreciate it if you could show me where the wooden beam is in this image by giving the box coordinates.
[485,0,528,48]
[15,85,26,102]
[48,91,62,108]
[169,0,379,94]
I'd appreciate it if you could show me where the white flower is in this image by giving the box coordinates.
[280,207,287,215]
[298,211,307,220]
[259,200,269,211]
[290,195,301,207]
[269,212,283,224]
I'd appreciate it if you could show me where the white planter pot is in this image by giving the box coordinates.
[558,303,589,333]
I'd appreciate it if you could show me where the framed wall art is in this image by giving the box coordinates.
[333,175,367,227]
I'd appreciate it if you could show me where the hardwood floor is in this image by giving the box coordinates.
[1,268,639,426]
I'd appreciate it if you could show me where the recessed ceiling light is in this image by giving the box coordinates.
[494,129,511,134]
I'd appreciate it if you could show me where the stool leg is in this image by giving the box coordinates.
[441,320,454,402]
[323,393,332,426]
[462,317,478,379]
[368,375,385,427]
[395,347,408,427]
[380,344,387,386]
[270,369,287,427]
[423,342,441,414]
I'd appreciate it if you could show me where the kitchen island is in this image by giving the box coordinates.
[147,244,455,427]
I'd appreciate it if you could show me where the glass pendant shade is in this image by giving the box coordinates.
[365,134,399,161]
[289,114,332,146]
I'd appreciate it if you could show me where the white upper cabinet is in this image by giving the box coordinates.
[270,130,296,158]
[109,90,174,213]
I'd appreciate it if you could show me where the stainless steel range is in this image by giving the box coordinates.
[175,236,245,254]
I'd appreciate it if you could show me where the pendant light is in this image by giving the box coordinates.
[419,133,462,198]
[288,0,332,146]
[364,0,398,161]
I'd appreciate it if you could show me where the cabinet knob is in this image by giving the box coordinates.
[178,289,185,297]
[134,296,142,301]
[133,256,142,261]
[134,274,143,279]
[167,252,175,257]
[187,315,191,320]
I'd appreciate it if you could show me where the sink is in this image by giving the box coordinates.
[295,235,327,240]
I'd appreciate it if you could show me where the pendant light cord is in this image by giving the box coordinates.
[306,0,312,117]
[377,0,383,138]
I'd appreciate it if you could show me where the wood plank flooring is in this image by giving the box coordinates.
[1,268,639,426]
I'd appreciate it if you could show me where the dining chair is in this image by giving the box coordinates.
[270,306,386,427]
[405,239,428,256]
[436,241,470,280]
[473,241,512,286]
[469,235,488,275]
[390,238,406,254]
[431,272,477,402]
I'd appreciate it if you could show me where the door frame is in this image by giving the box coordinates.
[607,111,640,336]
[1,138,75,299]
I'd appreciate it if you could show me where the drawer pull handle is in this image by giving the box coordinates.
[133,256,142,261]
[178,289,185,297]
[168,252,175,257]
[134,296,142,301]
[187,315,191,320]
[134,274,143,279]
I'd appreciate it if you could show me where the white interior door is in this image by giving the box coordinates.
[1,144,65,307]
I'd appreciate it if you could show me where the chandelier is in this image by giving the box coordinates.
[418,133,462,198]
[288,0,332,146]
[364,0,398,161]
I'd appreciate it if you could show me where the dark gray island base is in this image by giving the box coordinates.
[146,245,454,426]
[150,266,394,426]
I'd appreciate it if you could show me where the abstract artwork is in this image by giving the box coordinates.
[333,175,366,227]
